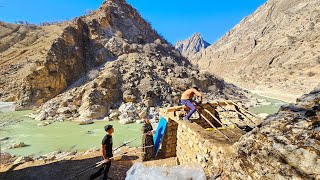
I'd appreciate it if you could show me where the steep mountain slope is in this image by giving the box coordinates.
[0,0,248,120]
[175,33,210,62]
[197,0,320,102]
[0,0,169,109]
[0,22,67,104]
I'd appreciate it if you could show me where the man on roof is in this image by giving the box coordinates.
[180,87,203,123]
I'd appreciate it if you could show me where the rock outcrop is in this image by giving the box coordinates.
[174,33,210,62]
[0,22,66,105]
[0,0,171,109]
[18,0,248,121]
[197,0,320,102]
[220,85,320,179]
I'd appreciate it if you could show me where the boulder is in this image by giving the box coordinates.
[258,113,269,119]
[103,116,111,121]
[136,120,143,124]
[13,156,33,165]
[25,113,37,119]
[109,111,120,120]
[78,89,109,120]
[9,142,26,149]
[119,102,136,113]
[79,119,94,125]
[57,107,72,114]
[44,151,60,157]
[0,137,9,141]
[56,151,77,159]
[0,153,12,160]
[37,122,51,126]
[119,116,134,124]
[35,112,47,121]
[139,111,147,119]
[123,90,136,103]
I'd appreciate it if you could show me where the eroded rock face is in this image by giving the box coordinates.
[219,86,320,179]
[1,0,168,109]
[35,41,247,121]
[197,0,320,102]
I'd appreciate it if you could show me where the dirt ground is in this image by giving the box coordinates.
[0,149,177,180]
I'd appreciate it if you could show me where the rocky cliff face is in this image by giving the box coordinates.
[197,0,320,102]
[0,22,66,104]
[1,0,172,109]
[0,0,248,121]
[219,85,320,179]
[174,33,210,62]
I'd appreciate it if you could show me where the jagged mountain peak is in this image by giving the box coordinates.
[175,32,210,61]
[80,0,166,45]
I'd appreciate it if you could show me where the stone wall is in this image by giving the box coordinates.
[158,102,255,177]
[176,121,241,178]
[161,118,178,158]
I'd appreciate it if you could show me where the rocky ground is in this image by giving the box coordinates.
[0,147,177,180]
[1,86,318,179]
[192,0,320,102]
[219,84,320,179]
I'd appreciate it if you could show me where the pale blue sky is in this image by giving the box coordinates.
[0,0,266,43]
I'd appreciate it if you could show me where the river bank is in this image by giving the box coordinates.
[0,110,142,157]
[0,102,15,113]
[0,93,285,157]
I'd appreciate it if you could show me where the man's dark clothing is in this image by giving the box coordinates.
[102,135,113,157]
[89,134,113,180]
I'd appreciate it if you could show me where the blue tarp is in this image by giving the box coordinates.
[153,117,168,157]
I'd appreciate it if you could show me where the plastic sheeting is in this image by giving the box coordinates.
[126,162,206,180]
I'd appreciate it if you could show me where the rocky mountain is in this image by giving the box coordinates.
[0,0,248,121]
[174,33,210,62]
[0,0,165,109]
[197,0,320,102]
[220,84,320,179]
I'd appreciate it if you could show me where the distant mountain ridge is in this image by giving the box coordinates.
[196,0,320,102]
[174,33,210,61]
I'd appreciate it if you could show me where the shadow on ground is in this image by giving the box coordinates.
[0,155,138,180]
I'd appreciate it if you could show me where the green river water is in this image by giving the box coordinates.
[248,94,286,115]
[0,111,142,157]
[0,95,285,157]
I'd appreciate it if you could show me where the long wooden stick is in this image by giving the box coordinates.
[196,110,232,142]
[95,145,154,164]
[221,100,258,126]
[197,104,237,135]
[113,136,140,151]
[95,152,146,167]
[68,139,145,180]
[229,100,261,121]
[208,102,244,133]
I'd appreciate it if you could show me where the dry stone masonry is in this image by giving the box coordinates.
[159,86,320,179]
[159,101,257,178]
